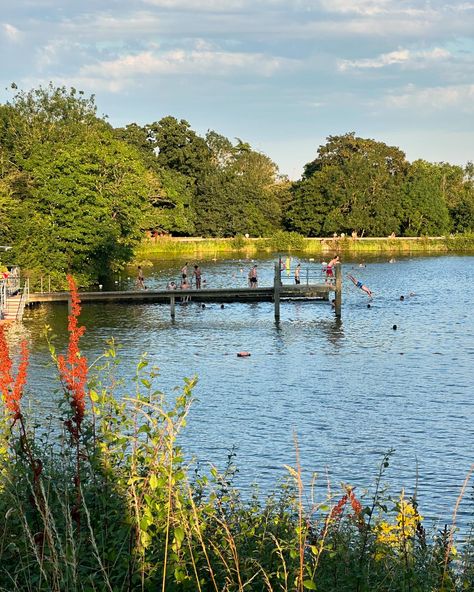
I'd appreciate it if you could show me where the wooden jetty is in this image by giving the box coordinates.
[26,264,342,320]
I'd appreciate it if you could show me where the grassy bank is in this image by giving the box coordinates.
[135,232,474,260]
[1,279,474,591]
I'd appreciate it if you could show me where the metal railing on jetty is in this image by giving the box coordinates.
[27,263,343,321]
[0,271,29,322]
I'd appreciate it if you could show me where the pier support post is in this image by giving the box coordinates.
[334,264,342,318]
[170,294,175,319]
[274,262,281,321]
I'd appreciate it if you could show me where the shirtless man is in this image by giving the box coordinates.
[294,263,301,285]
[325,255,340,280]
[192,264,202,289]
[347,274,373,298]
[248,265,258,288]
[136,266,145,289]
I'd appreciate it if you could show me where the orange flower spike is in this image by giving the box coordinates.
[329,495,348,521]
[349,490,363,515]
[0,325,13,398]
[58,275,88,432]
[8,340,29,415]
[0,326,29,418]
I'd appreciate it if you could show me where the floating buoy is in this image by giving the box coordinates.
[237,351,251,357]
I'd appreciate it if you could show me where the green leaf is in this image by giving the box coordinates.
[174,526,185,545]
[303,580,317,590]
[149,473,159,490]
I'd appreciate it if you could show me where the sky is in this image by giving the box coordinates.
[0,0,473,180]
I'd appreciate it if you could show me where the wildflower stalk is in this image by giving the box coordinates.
[57,275,88,529]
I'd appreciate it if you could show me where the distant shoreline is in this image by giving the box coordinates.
[135,234,474,259]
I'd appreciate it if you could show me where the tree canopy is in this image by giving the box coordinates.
[285,133,473,237]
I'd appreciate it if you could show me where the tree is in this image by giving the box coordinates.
[150,116,211,180]
[401,160,451,236]
[438,162,474,234]
[0,85,156,285]
[288,133,409,236]
[195,138,283,236]
[114,122,197,235]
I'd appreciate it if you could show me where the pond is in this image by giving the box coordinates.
[16,253,474,527]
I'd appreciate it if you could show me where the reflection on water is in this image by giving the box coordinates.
[15,254,474,526]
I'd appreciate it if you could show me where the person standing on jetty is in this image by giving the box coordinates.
[294,263,301,285]
[181,262,188,280]
[325,255,340,281]
[192,264,202,289]
[136,266,145,290]
[248,265,258,288]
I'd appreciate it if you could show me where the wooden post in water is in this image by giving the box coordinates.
[170,294,175,319]
[274,262,281,321]
[334,263,342,318]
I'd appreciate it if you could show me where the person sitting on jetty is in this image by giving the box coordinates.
[347,274,373,298]
[167,281,177,290]
[180,277,191,302]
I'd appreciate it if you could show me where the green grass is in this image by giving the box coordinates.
[135,233,474,260]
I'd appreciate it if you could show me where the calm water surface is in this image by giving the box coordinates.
[17,254,474,526]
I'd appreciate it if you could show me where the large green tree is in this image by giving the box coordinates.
[401,160,451,236]
[195,138,285,236]
[437,161,474,234]
[286,133,409,236]
[150,116,211,181]
[114,122,196,235]
[0,85,156,285]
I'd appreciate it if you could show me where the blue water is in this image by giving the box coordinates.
[14,254,474,527]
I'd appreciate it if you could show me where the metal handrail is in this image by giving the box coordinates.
[15,278,29,321]
[0,280,7,319]
[279,267,333,286]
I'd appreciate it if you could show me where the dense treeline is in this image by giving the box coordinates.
[1,85,473,285]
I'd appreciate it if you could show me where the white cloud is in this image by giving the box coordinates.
[79,48,292,87]
[142,0,247,9]
[338,47,451,71]
[2,23,20,41]
[318,0,392,16]
[385,83,474,111]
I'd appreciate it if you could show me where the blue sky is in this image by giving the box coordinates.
[1,0,473,179]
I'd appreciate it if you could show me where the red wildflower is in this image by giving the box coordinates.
[329,494,348,521]
[0,325,29,420]
[57,275,88,437]
[348,489,363,516]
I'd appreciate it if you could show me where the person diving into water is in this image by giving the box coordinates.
[347,274,373,298]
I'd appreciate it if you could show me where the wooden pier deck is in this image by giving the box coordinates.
[27,264,343,320]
